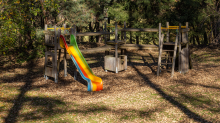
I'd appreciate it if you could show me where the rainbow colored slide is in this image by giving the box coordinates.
[59,34,103,91]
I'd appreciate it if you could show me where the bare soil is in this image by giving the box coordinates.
[1,44,220,123]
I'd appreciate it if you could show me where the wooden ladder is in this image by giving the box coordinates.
[157,33,178,77]
[44,25,62,83]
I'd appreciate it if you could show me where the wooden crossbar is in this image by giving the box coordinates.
[161,26,187,30]
[47,27,71,30]
[107,25,123,28]
[169,26,186,28]
[161,27,186,29]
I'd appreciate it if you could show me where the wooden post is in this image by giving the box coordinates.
[157,23,162,76]
[181,22,189,74]
[44,24,48,78]
[57,29,61,77]
[124,21,126,44]
[171,34,178,77]
[166,22,169,42]
[186,22,189,72]
[64,24,67,77]
[178,23,182,73]
[166,22,169,69]
[54,25,58,83]
[115,22,118,73]
[186,22,192,69]
[73,25,77,80]
[186,22,189,49]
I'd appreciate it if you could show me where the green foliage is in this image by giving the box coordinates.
[107,3,128,22]
[0,0,219,65]
[59,0,93,27]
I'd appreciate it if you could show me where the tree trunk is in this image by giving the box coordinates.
[89,22,94,42]
[204,31,208,45]
[40,0,47,26]
[136,35,139,44]
[193,35,196,45]
[95,22,100,43]
[130,32,132,44]
[196,35,200,45]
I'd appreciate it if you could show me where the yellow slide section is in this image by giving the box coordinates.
[60,34,103,91]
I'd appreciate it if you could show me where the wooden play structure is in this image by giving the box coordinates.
[43,21,190,83]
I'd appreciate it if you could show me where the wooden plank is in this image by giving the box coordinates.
[104,55,127,72]
[119,28,158,32]
[181,48,189,74]
[104,55,115,71]
[163,42,175,45]
[119,44,158,50]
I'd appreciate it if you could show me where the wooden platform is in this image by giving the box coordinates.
[119,44,159,50]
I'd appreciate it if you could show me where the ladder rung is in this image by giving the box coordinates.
[163,42,175,45]
[161,63,173,65]
[163,50,174,52]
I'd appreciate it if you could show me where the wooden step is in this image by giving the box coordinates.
[163,42,175,45]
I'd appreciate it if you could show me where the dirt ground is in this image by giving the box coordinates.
[1,44,220,122]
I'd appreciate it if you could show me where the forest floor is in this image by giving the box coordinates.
[0,44,220,123]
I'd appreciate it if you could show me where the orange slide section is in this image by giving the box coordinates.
[59,34,103,91]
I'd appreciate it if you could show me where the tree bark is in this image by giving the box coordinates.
[40,0,47,26]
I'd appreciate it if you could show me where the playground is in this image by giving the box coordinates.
[1,43,220,122]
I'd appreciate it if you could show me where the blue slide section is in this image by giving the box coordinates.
[70,55,92,91]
